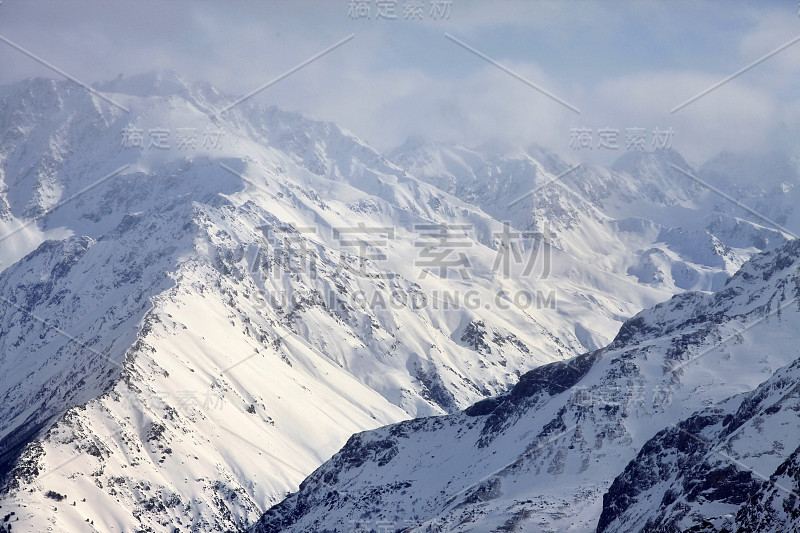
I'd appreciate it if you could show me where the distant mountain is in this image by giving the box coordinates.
[390,139,793,293]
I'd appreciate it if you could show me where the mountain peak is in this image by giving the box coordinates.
[90,70,229,114]
[92,70,197,98]
[611,147,691,174]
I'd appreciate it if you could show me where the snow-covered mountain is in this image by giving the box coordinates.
[598,252,800,532]
[390,139,792,292]
[252,239,800,533]
[598,350,800,533]
[0,71,797,532]
[0,72,669,531]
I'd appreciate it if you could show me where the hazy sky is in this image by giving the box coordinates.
[0,0,797,165]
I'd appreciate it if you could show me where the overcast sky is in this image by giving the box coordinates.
[0,0,798,165]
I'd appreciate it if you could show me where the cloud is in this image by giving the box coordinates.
[592,71,778,164]
[739,10,800,74]
[0,0,796,166]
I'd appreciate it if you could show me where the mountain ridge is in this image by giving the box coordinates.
[252,238,800,532]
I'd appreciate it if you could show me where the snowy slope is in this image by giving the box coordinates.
[0,73,681,531]
[598,243,800,532]
[252,239,800,533]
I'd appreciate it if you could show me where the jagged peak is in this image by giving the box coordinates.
[93,70,199,98]
[611,147,692,175]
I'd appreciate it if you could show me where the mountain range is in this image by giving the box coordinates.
[0,71,797,532]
